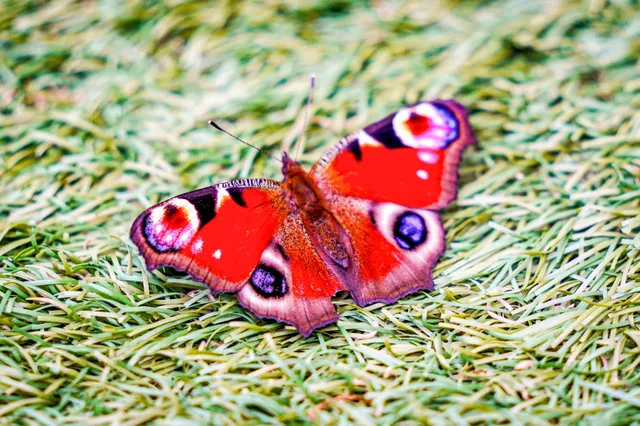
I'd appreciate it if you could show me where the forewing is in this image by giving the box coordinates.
[312,100,475,209]
[130,179,285,293]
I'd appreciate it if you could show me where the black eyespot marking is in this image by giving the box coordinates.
[393,212,427,250]
[346,138,362,161]
[364,114,404,148]
[368,209,376,225]
[228,188,247,207]
[250,265,287,298]
[164,204,179,218]
[182,193,216,226]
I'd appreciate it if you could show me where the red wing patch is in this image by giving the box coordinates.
[322,145,446,208]
[338,208,401,283]
[185,188,282,283]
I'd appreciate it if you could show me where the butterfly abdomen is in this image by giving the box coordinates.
[306,212,351,270]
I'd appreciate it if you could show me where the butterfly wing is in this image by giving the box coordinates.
[312,100,475,305]
[130,179,344,335]
[236,211,345,336]
[312,100,475,210]
[325,196,445,306]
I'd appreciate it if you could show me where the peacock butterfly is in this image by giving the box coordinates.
[130,100,476,336]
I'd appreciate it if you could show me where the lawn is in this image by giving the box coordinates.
[1,0,640,424]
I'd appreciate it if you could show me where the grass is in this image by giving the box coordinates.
[1,0,640,424]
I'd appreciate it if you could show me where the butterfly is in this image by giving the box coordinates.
[130,100,476,336]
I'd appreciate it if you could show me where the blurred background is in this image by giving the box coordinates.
[1,1,639,425]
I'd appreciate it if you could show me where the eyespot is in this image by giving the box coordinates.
[345,137,362,161]
[144,198,199,252]
[393,212,427,250]
[250,265,287,298]
[392,103,459,149]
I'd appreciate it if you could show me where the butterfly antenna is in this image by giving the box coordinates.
[208,120,282,164]
[294,74,315,161]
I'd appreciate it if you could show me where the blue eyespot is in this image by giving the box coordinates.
[393,212,427,250]
[250,265,287,298]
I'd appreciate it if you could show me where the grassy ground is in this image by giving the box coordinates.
[1,0,640,424]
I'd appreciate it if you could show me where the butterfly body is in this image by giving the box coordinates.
[131,100,475,336]
[281,152,353,271]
